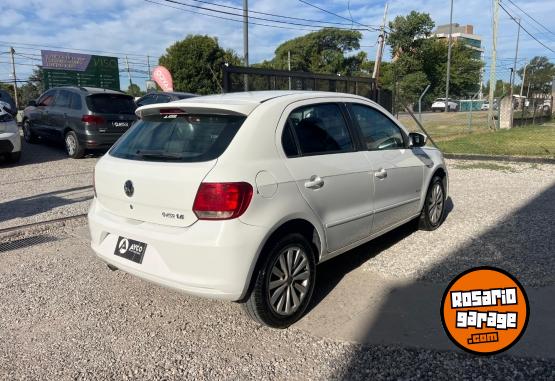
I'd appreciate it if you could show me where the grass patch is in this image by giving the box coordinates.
[453,162,516,172]
[436,124,555,158]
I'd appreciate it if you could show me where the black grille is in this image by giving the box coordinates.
[0,139,14,153]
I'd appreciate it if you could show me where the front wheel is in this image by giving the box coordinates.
[23,120,38,143]
[242,233,316,328]
[418,176,446,231]
[65,130,85,159]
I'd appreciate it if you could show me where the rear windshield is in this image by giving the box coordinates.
[110,114,246,162]
[86,94,136,114]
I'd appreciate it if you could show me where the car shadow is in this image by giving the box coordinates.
[0,186,93,223]
[307,197,454,314]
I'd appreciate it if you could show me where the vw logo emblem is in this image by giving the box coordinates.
[124,180,134,197]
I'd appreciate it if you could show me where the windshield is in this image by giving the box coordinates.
[110,113,246,162]
[86,94,136,114]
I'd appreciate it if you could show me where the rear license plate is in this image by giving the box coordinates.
[112,121,130,128]
[114,236,147,264]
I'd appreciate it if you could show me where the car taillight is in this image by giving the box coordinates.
[193,182,253,220]
[81,115,105,124]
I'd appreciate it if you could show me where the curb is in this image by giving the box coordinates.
[444,153,555,164]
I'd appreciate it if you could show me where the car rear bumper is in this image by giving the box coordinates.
[79,132,124,149]
[87,199,266,301]
[0,131,21,154]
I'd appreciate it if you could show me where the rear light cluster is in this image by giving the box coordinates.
[82,115,105,125]
[193,182,253,220]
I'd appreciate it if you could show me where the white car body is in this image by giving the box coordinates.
[431,98,458,112]
[88,91,448,324]
[0,105,21,162]
[480,103,490,111]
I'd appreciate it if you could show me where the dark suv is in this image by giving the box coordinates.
[23,86,137,158]
[135,91,196,107]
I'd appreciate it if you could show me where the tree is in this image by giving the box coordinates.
[388,11,435,56]
[517,56,555,96]
[17,68,43,108]
[259,28,364,76]
[159,35,240,95]
[126,83,143,97]
[386,11,482,106]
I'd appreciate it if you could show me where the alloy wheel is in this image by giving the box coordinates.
[267,246,311,316]
[428,183,444,225]
[65,134,76,156]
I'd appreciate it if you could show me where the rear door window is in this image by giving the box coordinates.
[110,113,246,162]
[287,103,353,156]
[70,93,82,110]
[53,90,71,108]
[86,94,136,114]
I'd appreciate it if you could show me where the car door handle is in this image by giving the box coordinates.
[374,168,388,179]
[305,175,324,189]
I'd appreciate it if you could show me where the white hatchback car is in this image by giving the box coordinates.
[89,91,448,327]
[0,104,21,163]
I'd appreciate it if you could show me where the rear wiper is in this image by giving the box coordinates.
[135,150,184,160]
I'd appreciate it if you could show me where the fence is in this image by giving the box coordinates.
[221,65,393,112]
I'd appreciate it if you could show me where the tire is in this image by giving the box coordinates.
[418,176,446,231]
[64,130,85,159]
[242,233,316,328]
[23,120,38,143]
[6,151,21,163]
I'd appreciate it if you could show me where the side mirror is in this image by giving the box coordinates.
[409,132,427,148]
[27,100,37,107]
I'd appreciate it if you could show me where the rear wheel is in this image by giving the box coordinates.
[65,130,85,159]
[23,120,38,143]
[242,233,316,328]
[418,176,446,231]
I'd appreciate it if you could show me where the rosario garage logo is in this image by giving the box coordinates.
[440,267,529,355]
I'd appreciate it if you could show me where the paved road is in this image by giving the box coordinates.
[1,141,554,379]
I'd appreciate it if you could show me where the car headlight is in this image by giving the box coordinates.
[0,120,18,133]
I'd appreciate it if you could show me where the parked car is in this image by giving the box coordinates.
[431,98,458,112]
[0,89,17,116]
[89,91,449,328]
[0,104,21,163]
[135,91,197,107]
[23,86,137,158]
[480,103,489,111]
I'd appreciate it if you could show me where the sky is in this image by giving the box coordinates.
[0,0,554,90]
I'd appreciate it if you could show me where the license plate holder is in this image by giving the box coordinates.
[114,236,147,264]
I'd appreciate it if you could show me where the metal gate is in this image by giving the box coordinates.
[222,65,392,112]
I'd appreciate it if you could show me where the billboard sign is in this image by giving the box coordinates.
[41,50,120,91]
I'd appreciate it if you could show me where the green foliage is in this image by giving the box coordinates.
[388,11,435,56]
[386,11,482,106]
[262,28,364,76]
[517,56,555,95]
[159,35,241,95]
[126,83,143,97]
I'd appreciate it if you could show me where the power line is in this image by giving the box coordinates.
[145,0,316,31]
[498,2,555,53]
[186,0,357,26]
[160,0,368,30]
[297,0,380,31]
[504,0,554,36]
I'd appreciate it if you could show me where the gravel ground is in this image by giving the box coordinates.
[361,160,555,287]
[0,225,553,380]
[0,137,96,230]
[1,143,555,379]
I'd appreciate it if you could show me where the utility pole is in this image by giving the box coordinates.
[444,0,454,112]
[147,55,151,76]
[509,18,521,100]
[9,47,18,110]
[520,61,528,97]
[488,0,499,128]
[243,0,249,91]
[125,56,133,88]
[372,2,389,84]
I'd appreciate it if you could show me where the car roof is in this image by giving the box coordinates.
[51,86,128,95]
[137,90,373,116]
[144,91,197,97]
